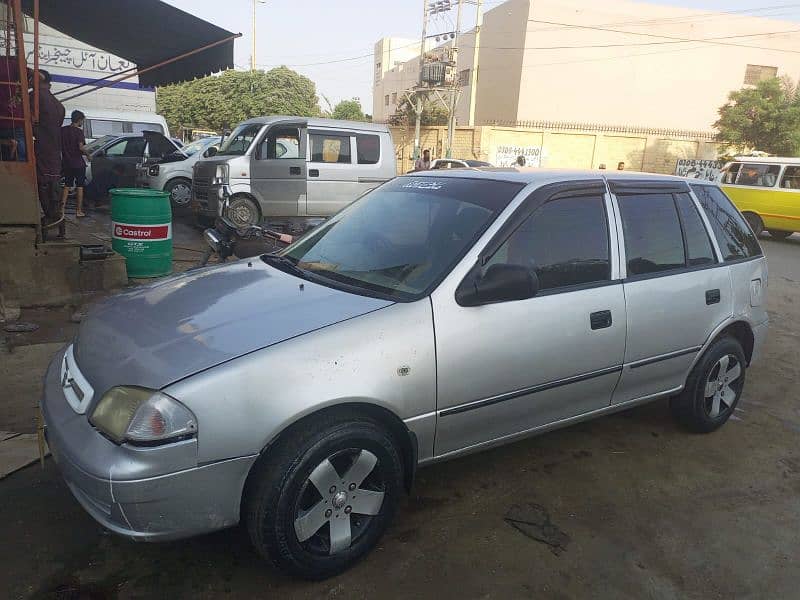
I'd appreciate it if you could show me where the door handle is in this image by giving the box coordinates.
[290,166,302,175]
[705,289,721,305]
[308,169,319,177]
[590,310,612,330]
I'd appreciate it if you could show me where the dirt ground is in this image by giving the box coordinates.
[1,231,799,600]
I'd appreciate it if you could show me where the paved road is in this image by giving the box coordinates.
[2,236,799,599]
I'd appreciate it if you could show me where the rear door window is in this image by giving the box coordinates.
[674,192,716,266]
[310,132,352,164]
[690,184,762,260]
[618,193,686,276]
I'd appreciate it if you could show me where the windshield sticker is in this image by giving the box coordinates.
[402,179,444,190]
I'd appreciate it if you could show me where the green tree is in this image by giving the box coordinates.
[157,67,320,133]
[331,98,368,121]
[391,95,449,126]
[715,77,800,156]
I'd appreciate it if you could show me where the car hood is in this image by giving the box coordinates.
[73,260,392,397]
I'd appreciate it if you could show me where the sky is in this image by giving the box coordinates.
[163,0,800,113]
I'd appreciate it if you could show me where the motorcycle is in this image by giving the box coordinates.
[199,196,294,267]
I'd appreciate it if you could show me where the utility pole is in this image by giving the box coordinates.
[468,0,483,126]
[413,0,428,161]
[251,0,265,70]
[445,0,464,158]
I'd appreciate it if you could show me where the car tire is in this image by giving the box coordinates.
[670,336,746,433]
[743,212,764,237]
[244,412,404,580]
[768,229,792,240]
[165,178,193,210]
[226,195,261,227]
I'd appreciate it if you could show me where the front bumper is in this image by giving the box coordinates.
[41,347,257,542]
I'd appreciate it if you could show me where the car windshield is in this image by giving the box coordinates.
[279,177,524,301]
[180,137,220,157]
[217,123,262,156]
[85,135,116,154]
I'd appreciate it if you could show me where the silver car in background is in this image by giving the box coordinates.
[42,170,768,579]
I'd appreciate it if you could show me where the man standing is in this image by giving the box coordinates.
[414,148,431,171]
[35,70,66,240]
[61,110,88,217]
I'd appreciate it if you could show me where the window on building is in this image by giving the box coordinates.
[780,166,800,189]
[744,64,778,86]
[735,163,780,187]
[488,195,610,291]
[391,92,397,104]
[356,134,380,164]
[384,94,390,106]
[375,61,381,72]
[310,132,351,164]
[674,193,716,266]
[691,185,762,261]
[458,68,470,86]
[618,193,685,276]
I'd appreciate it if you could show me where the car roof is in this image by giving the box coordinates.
[238,115,389,133]
[731,156,800,165]
[400,168,706,186]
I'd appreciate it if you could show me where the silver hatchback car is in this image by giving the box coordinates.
[42,170,768,579]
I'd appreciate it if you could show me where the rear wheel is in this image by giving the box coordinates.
[743,212,764,237]
[670,337,746,433]
[244,413,404,580]
[768,229,792,240]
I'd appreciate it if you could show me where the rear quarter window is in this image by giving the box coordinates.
[690,184,762,261]
[356,134,380,164]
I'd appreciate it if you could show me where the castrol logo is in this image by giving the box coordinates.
[112,222,171,242]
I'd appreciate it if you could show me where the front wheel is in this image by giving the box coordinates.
[670,337,746,433]
[743,212,764,237]
[165,178,192,209]
[768,229,793,240]
[244,414,404,580]
[226,195,261,228]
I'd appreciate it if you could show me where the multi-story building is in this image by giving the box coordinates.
[373,0,800,131]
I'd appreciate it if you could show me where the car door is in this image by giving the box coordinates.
[92,137,146,187]
[250,123,307,217]
[431,180,627,456]
[609,180,733,404]
[306,129,361,216]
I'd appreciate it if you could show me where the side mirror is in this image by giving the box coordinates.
[203,146,218,158]
[456,263,539,307]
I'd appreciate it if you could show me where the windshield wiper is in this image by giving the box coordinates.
[261,254,308,279]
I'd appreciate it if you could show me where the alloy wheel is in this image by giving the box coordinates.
[293,448,385,556]
[703,354,743,418]
[171,182,192,206]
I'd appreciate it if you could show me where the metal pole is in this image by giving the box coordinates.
[33,0,38,121]
[468,0,483,126]
[446,0,463,158]
[251,0,257,70]
[413,0,428,161]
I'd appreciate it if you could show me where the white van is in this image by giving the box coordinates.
[62,108,170,142]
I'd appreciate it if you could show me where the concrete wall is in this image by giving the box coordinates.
[389,123,719,175]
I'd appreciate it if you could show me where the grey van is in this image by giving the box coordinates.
[42,170,767,580]
[192,116,396,231]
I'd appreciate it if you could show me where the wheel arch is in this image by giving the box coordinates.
[699,319,755,367]
[164,175,192,190]
[240,402,418,516]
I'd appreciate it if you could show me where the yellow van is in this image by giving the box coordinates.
[719,157,800,239]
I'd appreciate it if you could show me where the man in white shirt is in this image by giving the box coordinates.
[414,149,431,171]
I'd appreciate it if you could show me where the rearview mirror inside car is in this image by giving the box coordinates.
[456,263,539,306]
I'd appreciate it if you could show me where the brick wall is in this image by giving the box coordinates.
[389,123,719,175]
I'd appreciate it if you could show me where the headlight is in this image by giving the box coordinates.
[89,386,197,445]
[212,164,229,185]
[148,164,160,176]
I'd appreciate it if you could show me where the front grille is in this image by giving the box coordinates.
[193,177,210,207]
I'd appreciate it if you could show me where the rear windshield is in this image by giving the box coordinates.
[281,177,524,301]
